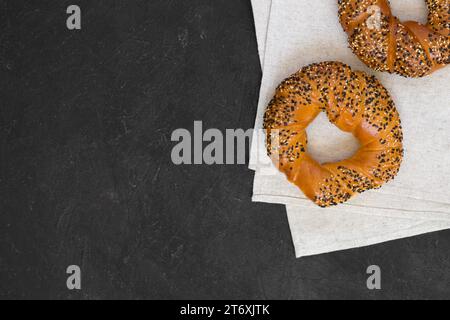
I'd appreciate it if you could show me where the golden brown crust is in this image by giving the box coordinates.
[338,0,450,77]
[263,62,404,208]
[426,0,450,36]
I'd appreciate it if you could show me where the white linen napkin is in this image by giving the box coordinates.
[250,0,450,257]
[251,0,450,213]
[251,0,272,66]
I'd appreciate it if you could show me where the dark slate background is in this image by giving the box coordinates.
[1,0,449,300]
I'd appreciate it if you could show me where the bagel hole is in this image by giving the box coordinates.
[306,113,360,165]
[389,0,428,25]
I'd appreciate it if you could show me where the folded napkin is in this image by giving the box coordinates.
[250,0,450,257]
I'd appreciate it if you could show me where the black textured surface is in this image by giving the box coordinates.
[1,0,450,300]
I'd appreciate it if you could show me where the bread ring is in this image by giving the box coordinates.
[263,62,404,207]
[338,0,450,77]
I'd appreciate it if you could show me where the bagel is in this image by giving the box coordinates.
[263,62,404,207]
[338,0,450,77]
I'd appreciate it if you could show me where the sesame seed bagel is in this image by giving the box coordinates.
[263,62,404,208]
[338,0,450,77]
